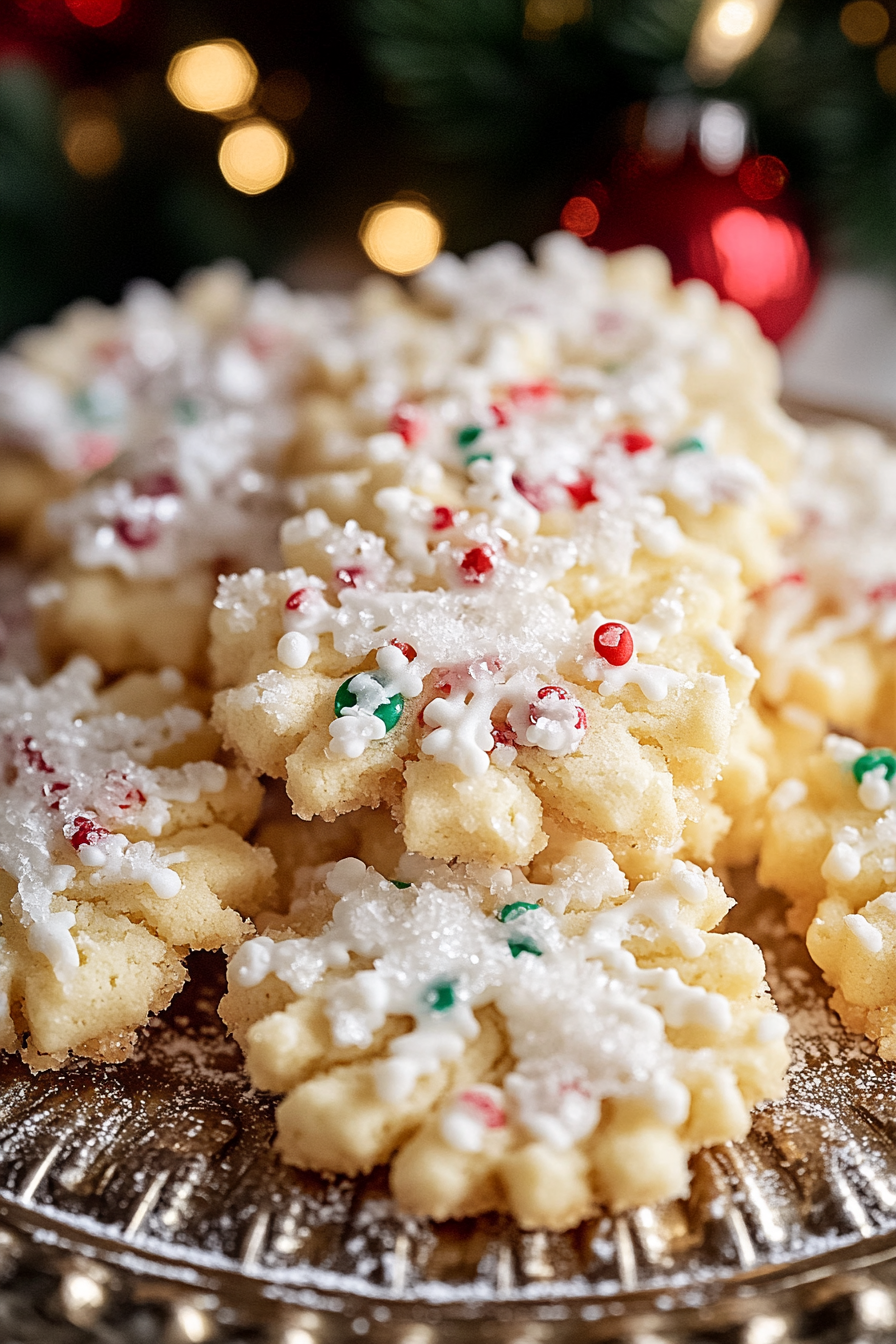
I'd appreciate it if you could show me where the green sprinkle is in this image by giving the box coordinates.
[508,936,542,958]
[465,451,493,465]
[669,436,706,455]
[498,901,541,924]
[334,675,404,732]
[423,980,455,1012]
[392,880,411,889]
[71,386,118,426]
[457,425,483,447]
[173,396,201,425]
[853,748,896,784]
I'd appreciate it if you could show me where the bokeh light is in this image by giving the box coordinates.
[359,201,444,275]
[686,0,781,83]
[715,0,757,36]
[710,207,809,307]
[64,0,123,26]
[877,43,896,91]
[524,0,587,35]
[260,70,311,121]
[840,0,890,45]
[166,41,258,116]
[62,113,123,177]
[218,119,291,194]
[738,154,789,200]
[560,195,600,236]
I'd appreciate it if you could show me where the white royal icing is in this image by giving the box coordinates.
[0,657,225,980]
[229,850,774,1151]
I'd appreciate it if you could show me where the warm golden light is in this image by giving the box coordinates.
[62,113,123,178]
[218,119,291,194]
[359,201,444,276]
[840,0,890,45]
[524,0,587,35]
[716,0,756,35]
[166,40,257,115]
[686,0,781,83]
[877,42,896,90]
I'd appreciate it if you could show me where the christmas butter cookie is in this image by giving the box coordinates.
[0,656,275,1067]
[0,260,311,537]
[287,234,800,594]
[210,486,758,873]
[221,847,788,1231]
[8,262,322,675]
[745,421,896,746]
[758,733,896,1059]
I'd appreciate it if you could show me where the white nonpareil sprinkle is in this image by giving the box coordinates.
[0,657,224,980]
[229,850,768,1151]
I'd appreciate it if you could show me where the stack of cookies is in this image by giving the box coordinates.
[0,233,891,1232]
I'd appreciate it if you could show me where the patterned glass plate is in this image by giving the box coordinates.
[5,871,896,1341]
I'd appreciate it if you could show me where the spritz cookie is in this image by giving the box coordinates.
[287,234,800,593]
[11,263,321,675]
[210,487,758,873]
[221,848,788,1230]
[0,260,308,537]
[745,421,896,745]
[758,733,896,1058]
[0,656,275,1066]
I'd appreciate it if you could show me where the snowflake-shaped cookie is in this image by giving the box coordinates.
[0,657,274,1065]
[211,488,758,873]
[221,846,788,1230]
[760,732,896,1059]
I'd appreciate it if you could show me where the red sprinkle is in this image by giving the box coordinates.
[752,570,807,601]
[77,432,117,471]
[132,471,179,498]
[431,506,455,531]
[870,581,896,603]
[566,475,598,509]
[43,780,70,810]
[107,771,146,809]
[559,1078,592,1099]
[490,402,511,428]
[389,403,426,446]
[93,338,125,364]
[285,588,309,611]
[508,380,554,405]
[593,621,634,666]
[512,474,551,512]
[459,546,495,583]
[575,705,587,731]
[491,723,517,748]
[70,816,111,850]
[457,1089,506,1129]
[244,324,279,359]
[390,640,417,662]
[21,737,53,773]
[335,566,364,588]
[114,517,160,550]
[537,684,570,701]
[621,431,654,455]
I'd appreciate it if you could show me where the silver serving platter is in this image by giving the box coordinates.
[5,872,896,1341]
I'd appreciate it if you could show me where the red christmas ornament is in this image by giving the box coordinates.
[568,144,816,343]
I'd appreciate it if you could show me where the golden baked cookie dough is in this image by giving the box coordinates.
[211,500,758,876]
[221,845,788,1231]
[0,657,275,1067]
[759,733,896,1058]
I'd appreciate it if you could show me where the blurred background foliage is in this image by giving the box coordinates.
[1,0,896,340]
